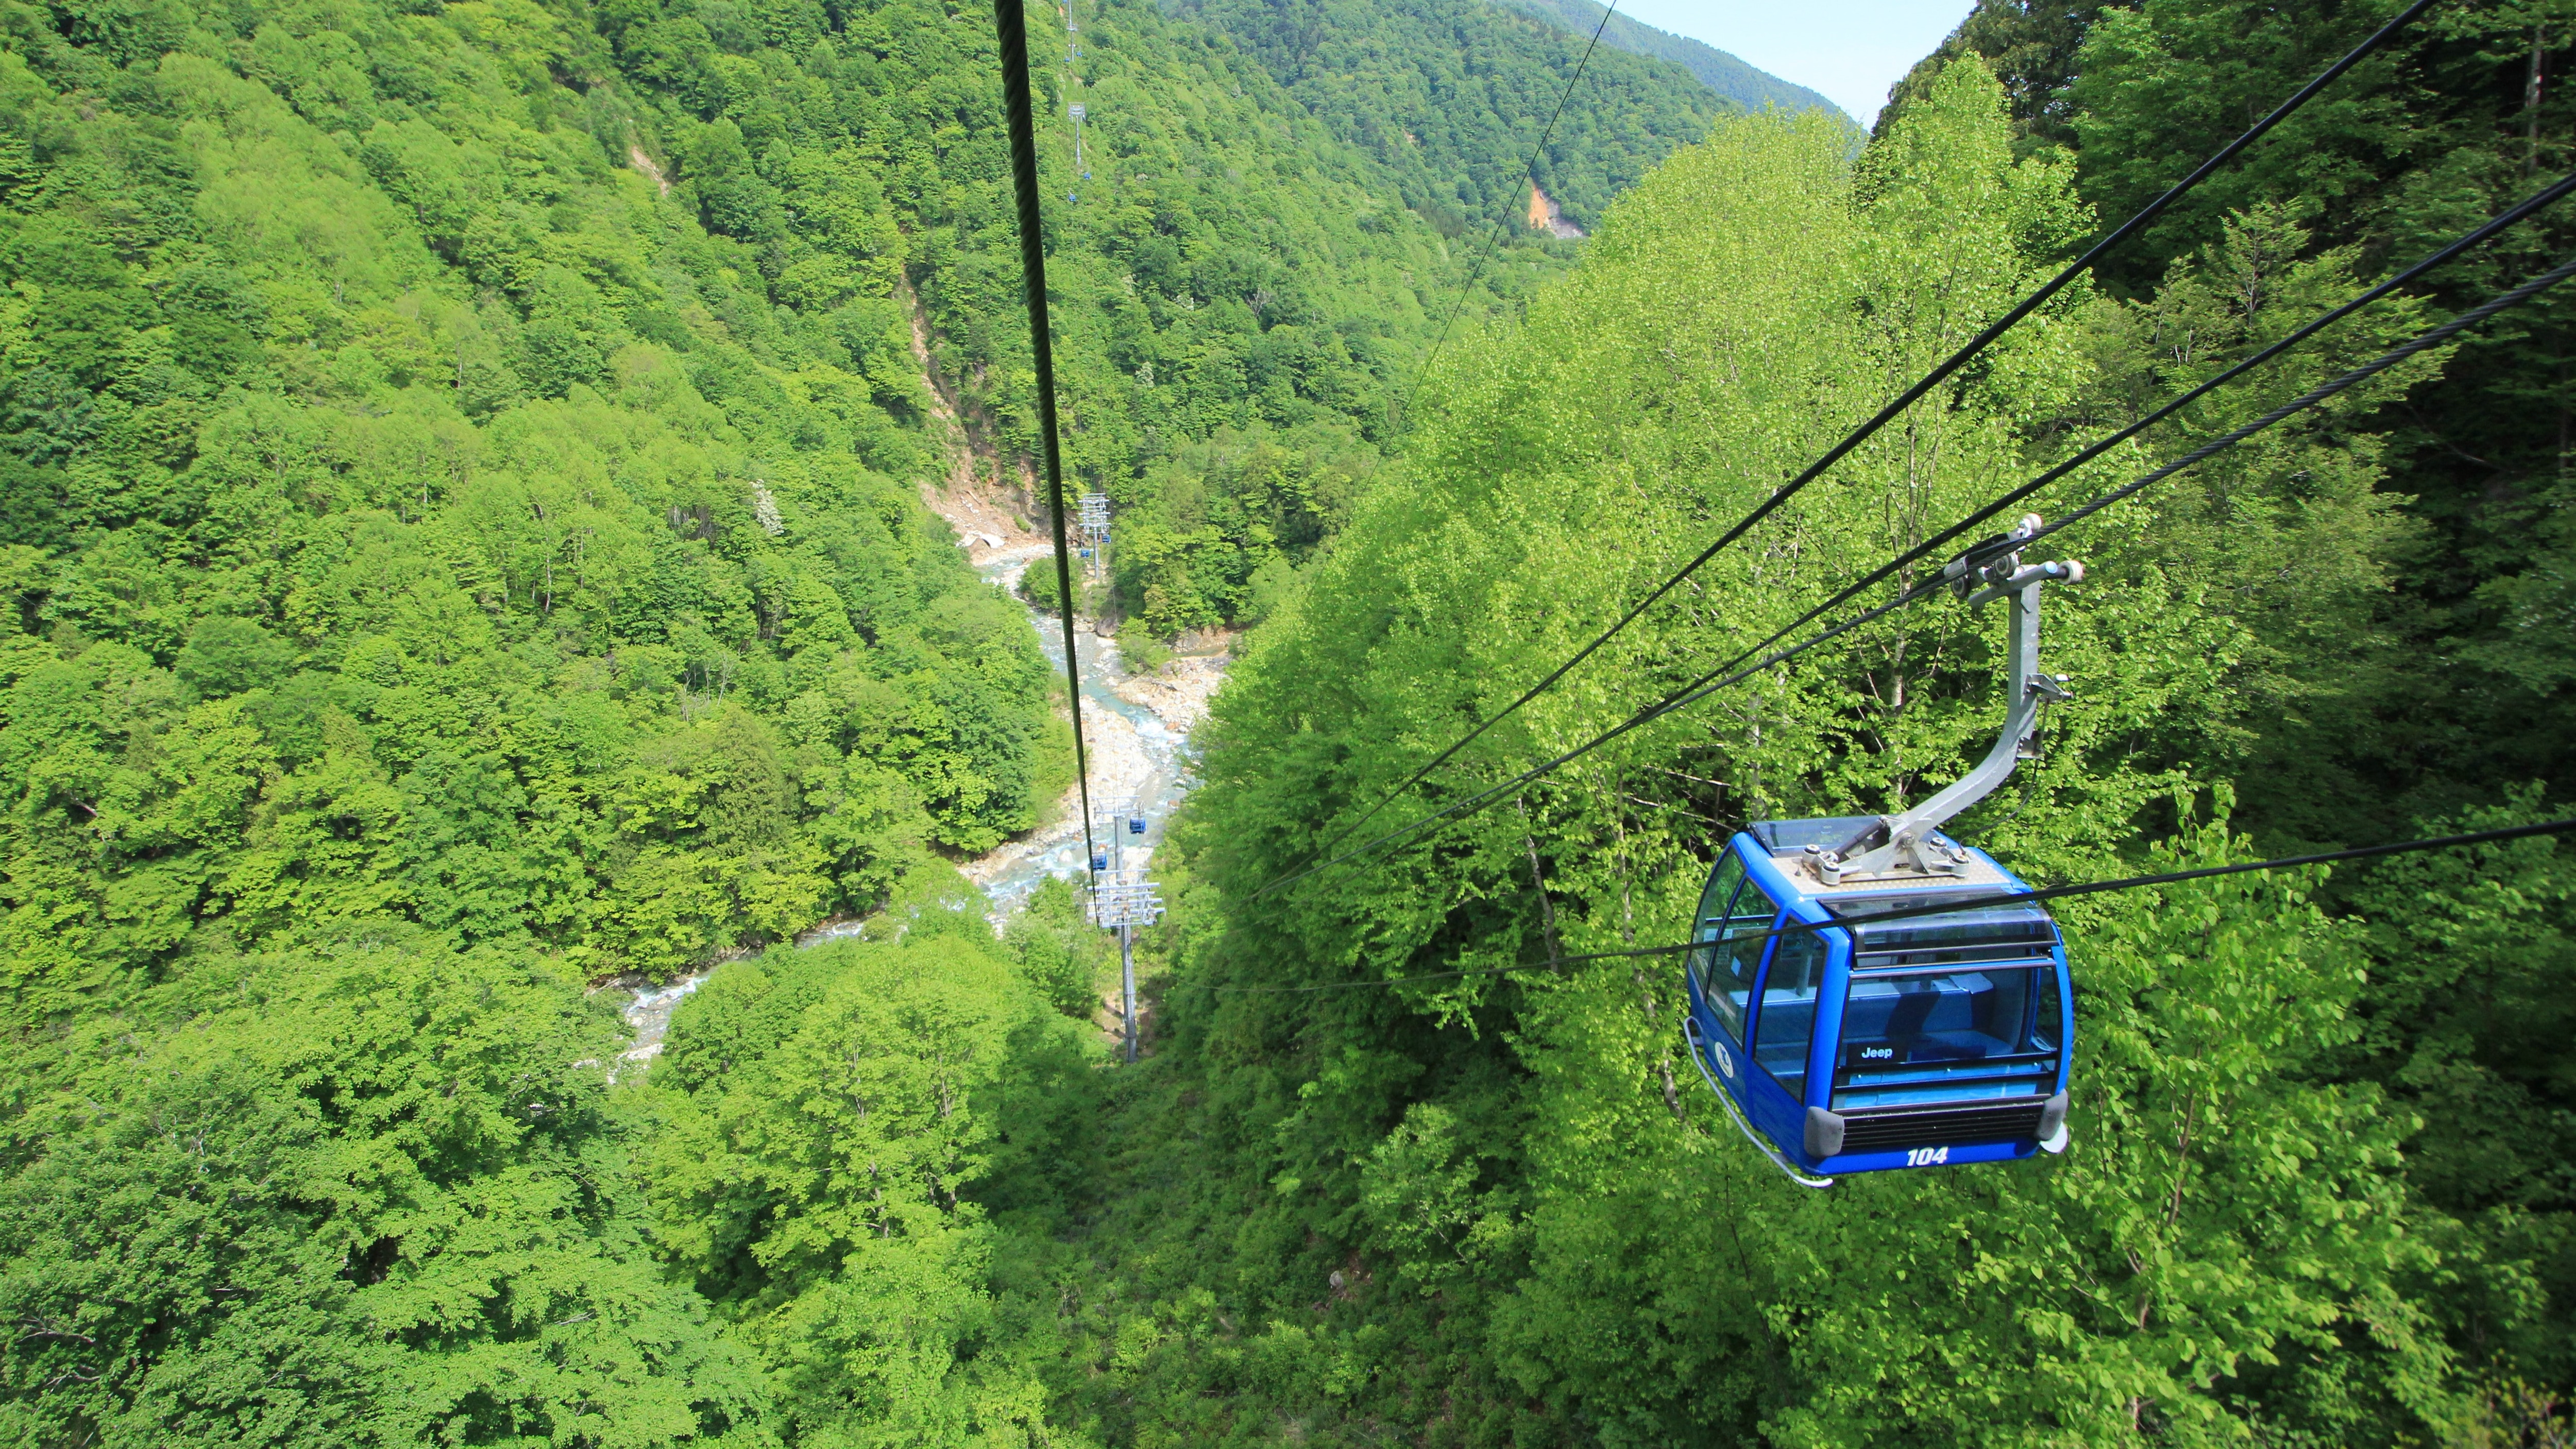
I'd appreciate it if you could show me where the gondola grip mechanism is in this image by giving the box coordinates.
[1820,515,2082,884]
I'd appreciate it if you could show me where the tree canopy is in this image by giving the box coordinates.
[2,0,2573,1443]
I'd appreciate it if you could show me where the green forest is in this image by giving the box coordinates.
[1165,0,1727,237]
[2,0,2573,1443]
[1496,0,1843,123]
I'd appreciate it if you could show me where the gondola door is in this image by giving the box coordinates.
[1745,914,1827,1154]
[1686,843,1773,1115]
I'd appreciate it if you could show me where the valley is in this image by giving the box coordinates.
[0,0,2570,1444]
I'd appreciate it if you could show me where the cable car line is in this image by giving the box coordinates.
[1753,816,2576,942]
[1714,166,2576,679]
[1388,2,1620,440]
[1273,251,2576,898]
[1247,249,2576,901]
[1318,0,2446,859]
[1976,249,2576,576]
[1613,233,2576,802]
[1220,818,2576,995]
[993,0,1099,871]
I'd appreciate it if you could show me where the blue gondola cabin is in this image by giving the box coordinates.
[1676,517,2084,1180]
[1684,816,2073,1176]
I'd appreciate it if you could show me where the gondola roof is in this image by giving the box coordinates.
[1738,815,2058,967]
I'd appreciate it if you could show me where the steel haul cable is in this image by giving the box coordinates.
[992,0,1097,871]
[1610,166,2576,752]
[1248,250,2576,900]
[1216,819,2576,993]
[1319,0,2446,856]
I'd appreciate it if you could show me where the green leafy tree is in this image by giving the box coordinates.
[0,930,770,1446]
[648,931,1073,1445]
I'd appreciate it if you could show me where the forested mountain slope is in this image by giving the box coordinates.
[0,0,1673,1434]
[1499,0,1846,122]
[1166,0,1729,235]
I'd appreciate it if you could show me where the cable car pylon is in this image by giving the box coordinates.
[1078,491,1110,583]
[1061,3,1089,194]
[1088,797,1163,1063]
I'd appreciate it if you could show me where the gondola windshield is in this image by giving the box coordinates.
[1830,907,2064,1112]
[1755,929,1824,1094]
[1688,854,1766,1039]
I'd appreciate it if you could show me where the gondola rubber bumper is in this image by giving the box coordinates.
[1804,1106,1845,1158]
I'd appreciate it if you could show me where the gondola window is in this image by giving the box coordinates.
[1754,930,1825,1093]
[1689,858,1774,1042]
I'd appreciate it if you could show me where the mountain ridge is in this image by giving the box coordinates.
[1166,0,1733,233]
[1496,0,1852,123]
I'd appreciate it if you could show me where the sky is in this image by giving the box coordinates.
[1613,0,1979,128]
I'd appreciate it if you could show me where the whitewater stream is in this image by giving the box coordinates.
[618,544,1218,1059]
[950,548,1205,914]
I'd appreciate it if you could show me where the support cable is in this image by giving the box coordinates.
[1323,0,2444,855]
[1217,819,2576,993]
[1623,166,2576,745]
[992,0,1097,870]
[1770,816,2576,939]
[1248,250,2576,900]
[1387,0,1620,434]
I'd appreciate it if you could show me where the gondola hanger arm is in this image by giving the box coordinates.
[1820,515,2081,884]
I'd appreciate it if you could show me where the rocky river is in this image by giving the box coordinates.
[616,537,1224,1060]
